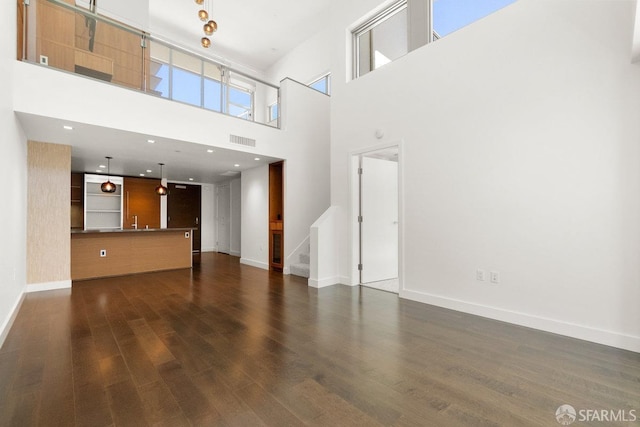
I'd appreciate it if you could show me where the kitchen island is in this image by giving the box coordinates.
[71,228,193,280]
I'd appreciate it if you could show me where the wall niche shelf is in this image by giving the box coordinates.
[84,174,124,230]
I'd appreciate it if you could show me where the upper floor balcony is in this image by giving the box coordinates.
[17,0,280,128]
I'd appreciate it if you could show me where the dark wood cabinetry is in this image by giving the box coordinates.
[123,177,161,230]
[70,172,84,229]
[269,162,284,271]
[167,183,201,255]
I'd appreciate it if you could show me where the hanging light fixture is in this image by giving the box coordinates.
[101,156,117,193]
[204,19,217,35]
[197,0,217,48]
[155,163,168,196]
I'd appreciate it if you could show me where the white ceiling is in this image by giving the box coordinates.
[17,113,280,184]
[148,0,333,73]
[20,0,334,184]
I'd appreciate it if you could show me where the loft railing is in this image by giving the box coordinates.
[18,0,280,128]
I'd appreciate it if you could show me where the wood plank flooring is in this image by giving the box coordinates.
[1,253,638,426]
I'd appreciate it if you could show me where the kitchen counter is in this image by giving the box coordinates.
[71,228,193,280]
[71,227,194,234]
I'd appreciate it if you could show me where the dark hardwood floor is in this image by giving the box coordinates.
[0,253,638,426]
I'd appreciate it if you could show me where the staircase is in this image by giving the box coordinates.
[290,251,310,278]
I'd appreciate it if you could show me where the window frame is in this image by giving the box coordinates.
[308,73,331,95]
[352,0,408,79]
[268,102,279,123]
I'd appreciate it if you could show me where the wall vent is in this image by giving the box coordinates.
[230,134,256,147]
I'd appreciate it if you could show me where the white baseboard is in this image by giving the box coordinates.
[340,276,357,286]
[400,289,640,354]
[201,247,216,253]
[0,291,25,349]
[308,276,341,288]
[283,267,290,275]
[26,280,72,293]
[229,251,240,257]
[240,258,269,270]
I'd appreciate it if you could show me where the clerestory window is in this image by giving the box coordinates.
[308,73,331,95]
[353,0,518,79]
[353,0,408,79]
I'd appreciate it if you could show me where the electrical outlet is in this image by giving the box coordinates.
[490,271,500,284]
[184,232,190,238]
[39,55,48,65]
[100,249,107,257]
[476,269,486,282]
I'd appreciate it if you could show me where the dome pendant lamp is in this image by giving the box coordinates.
[156,163,168,196]
[101,156,117,193]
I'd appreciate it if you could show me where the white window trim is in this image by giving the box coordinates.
[352,0,408,79]
[308,72,331,95]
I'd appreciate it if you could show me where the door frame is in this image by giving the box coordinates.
[349,141,404,291]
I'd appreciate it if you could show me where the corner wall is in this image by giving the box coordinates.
[330,0,640,351]
[0,0,27,347]
[27,141,71,290]
[241,165,269,269]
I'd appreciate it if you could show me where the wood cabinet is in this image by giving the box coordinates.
[269,162,284,271]
[71,229,192,280]
[123,177,161,230]
[70,172,84,229]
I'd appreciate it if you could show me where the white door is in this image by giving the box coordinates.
[361,154,399,289]
[217,184,231,254]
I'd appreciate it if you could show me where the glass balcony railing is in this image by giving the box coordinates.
[18,0,280,128]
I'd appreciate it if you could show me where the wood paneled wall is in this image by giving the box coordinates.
[27,141,71,285]
[35,0,149,90]
[71,230,192,280]
[123,177,161,229]
[17,0,24,60]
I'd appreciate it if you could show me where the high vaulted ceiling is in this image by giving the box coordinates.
[148,0,333,73]
[33,0,334,183]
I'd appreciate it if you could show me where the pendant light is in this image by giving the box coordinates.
[156,163,168,196]
[197,0,217,48]
[101,156,117,193]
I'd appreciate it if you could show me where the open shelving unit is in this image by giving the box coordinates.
[84,174,123,230]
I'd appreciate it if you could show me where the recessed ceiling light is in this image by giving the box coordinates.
[147,139,155,143]
[207,149,214,153]
[99,164,106,168]
[234,164,240,167]
[63,125,73,130]
[189,178,194,181]
[254,157,260,161]
[139,173,145,177]
[146,169,152,173]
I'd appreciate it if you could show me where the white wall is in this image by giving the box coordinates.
[0,0,27,346]
[633,0,640,63]
[266,27,333,85]
[230,178,242,256]
[240,165,269,269]
[280,80,331,272]
[330,0,640,351]
[200,183,215,252]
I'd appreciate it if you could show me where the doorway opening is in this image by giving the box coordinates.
[167,183,202,263]
[354,146,400,293]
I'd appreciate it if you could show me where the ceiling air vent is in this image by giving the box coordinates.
[229,134,256,147]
